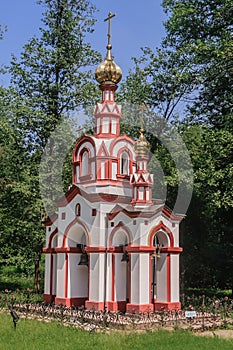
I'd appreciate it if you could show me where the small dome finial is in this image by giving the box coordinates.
[104,12,115,60]
[134,128,151,157]
[95,12,122,85]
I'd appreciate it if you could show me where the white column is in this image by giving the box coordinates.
[85,253,106,310]
[44,254,51,295]
[127,253,153,312]
[56,253,66,299]
[170,254,180,302]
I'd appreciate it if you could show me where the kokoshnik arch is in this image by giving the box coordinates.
[42,12,183,313]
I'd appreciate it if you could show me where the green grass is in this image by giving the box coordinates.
[0,313,233,350]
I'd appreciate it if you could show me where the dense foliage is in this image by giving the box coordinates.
[0,0,99,288]
[0,0,232,294]
[120,0,233,291]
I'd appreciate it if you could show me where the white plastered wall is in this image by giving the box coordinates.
[156,254,167,302]
[56,253,66,298]
[68,254,88,298]
[89,253,105,302]
[44,254,51,295]
[115,254,127,301]
[170,254,180,302]
[130,253,150,305]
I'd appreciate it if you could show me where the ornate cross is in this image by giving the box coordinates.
[104,12,116,46]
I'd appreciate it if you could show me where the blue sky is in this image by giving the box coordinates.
[0,0,166,85]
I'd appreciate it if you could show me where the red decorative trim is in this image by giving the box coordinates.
[55,297,66,305]
[126,246,155,253]
[97,141,109,157]
[43,294,56,304]
[131,199,153,204]
[97,159,101,179]
[72,136,95,162]
[167,254,171,303]
[79,147,91,178]
[96,192,130,203]
[106,301,118,312]
[85,246,106,253]
[85,301,105,311]
[54,297,87,307]
[148,222,174,247]
[107,301,127,312]
[79,174,92,182]
[161,247,183,254]
[116,174,130,180]
[88,257,90,300]
[94,133,120,139]
[162,206,184,221]
[64,253,68,298]
[107,204,182,222]
[62,217,90,247]
[54,247,82,253]
[117,146,133,175]
[128,255,131,303]
[43,248,55,254]
[107,205,162,221]
[57,185,131,207]
[128,255,131,304]
[68,298,87,307]
[50,254,53,296]
[149,255,152,303]
[48,228,58,249]
[42,213,58,226]
[109,136,135,156]
[100,83,117,92]
[126,303,154,314]
[108,246,123,253]
[112,254,115,301]
[109,222,133,247]
[153,302,181,311]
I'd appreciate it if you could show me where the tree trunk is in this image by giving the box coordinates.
[34,244,42,293]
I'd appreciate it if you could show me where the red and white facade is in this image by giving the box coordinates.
[43,51,183,313]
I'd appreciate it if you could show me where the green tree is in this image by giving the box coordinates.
[1,0,101,290]
[0,87,44,280]
[162,0,233,128]
[180,125,233,290]
[119,48,195,122]
[10,0,100,149]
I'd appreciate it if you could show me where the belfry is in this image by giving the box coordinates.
[43,13,183,313]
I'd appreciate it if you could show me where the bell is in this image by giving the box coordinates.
[78,253,88,266]
[121,251,129,262]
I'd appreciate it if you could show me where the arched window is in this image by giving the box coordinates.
[120,151,129,175]
[81,150,89,176]
[75,203,81,217]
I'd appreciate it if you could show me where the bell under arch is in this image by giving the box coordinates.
[112,230,129,247]
[66,225,87,247]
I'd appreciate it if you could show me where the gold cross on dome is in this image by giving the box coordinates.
[104,12,116,46]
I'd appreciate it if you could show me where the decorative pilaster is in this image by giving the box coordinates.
[131,129,153,206]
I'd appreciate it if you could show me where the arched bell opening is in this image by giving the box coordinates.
[111,230,131,312]
[43,231,58,304]
[151,230,169,306]
[66,224,89,307]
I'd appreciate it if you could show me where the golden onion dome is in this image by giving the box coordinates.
[134,129,151,157]
[95,44,122,85]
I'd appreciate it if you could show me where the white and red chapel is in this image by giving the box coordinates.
[43,14,183,313]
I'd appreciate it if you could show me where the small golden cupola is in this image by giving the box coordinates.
[134,128,151,158]
[95,12,122,86]
[131,128,153,205]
